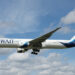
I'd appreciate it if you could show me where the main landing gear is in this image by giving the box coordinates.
[31,49,40,55]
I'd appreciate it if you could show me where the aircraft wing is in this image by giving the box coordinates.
[19,27,61,55]
[29,27,61,44]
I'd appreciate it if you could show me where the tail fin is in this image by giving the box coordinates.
[70,36,75,43]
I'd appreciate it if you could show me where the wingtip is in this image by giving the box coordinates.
[56,27,62,30]
[58,27,62,29]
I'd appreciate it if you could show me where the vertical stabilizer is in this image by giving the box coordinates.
[70,36,75,43]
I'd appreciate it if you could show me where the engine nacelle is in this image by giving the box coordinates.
[17,48,28,53]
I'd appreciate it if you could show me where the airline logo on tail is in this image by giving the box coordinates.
[70,36,75,44]
[61,36,75,48]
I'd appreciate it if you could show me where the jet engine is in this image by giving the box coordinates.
[17,48,28,53]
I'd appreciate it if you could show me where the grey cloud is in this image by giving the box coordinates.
[60,9,75,24]
[57,9,75,34]
[58,26,72,34]
[0,53,75,75]
[42,9,75,35]
[0,48,15,55]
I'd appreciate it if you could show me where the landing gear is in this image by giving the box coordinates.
[31,52,38,55]
[33,49,40,52]
[17,50,23,53]
[31,49,40,55]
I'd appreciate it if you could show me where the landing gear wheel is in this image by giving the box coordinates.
[33,49,40,52]
[31,49,40,55]
[31,52,38,55]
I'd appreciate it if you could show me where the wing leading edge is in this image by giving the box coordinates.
[29,27,61,44]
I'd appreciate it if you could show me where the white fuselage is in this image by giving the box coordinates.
[42,40,68,49]
[0,38,69,49]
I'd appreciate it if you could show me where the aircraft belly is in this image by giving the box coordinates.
[0,44,19,48]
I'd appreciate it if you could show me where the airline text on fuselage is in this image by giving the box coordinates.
[0,40,13,44]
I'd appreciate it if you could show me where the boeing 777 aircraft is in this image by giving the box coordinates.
[0,27,75,55]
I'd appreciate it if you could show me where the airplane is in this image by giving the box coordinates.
[0,27,75,55]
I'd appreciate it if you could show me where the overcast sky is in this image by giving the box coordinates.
[0,0,75,75]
